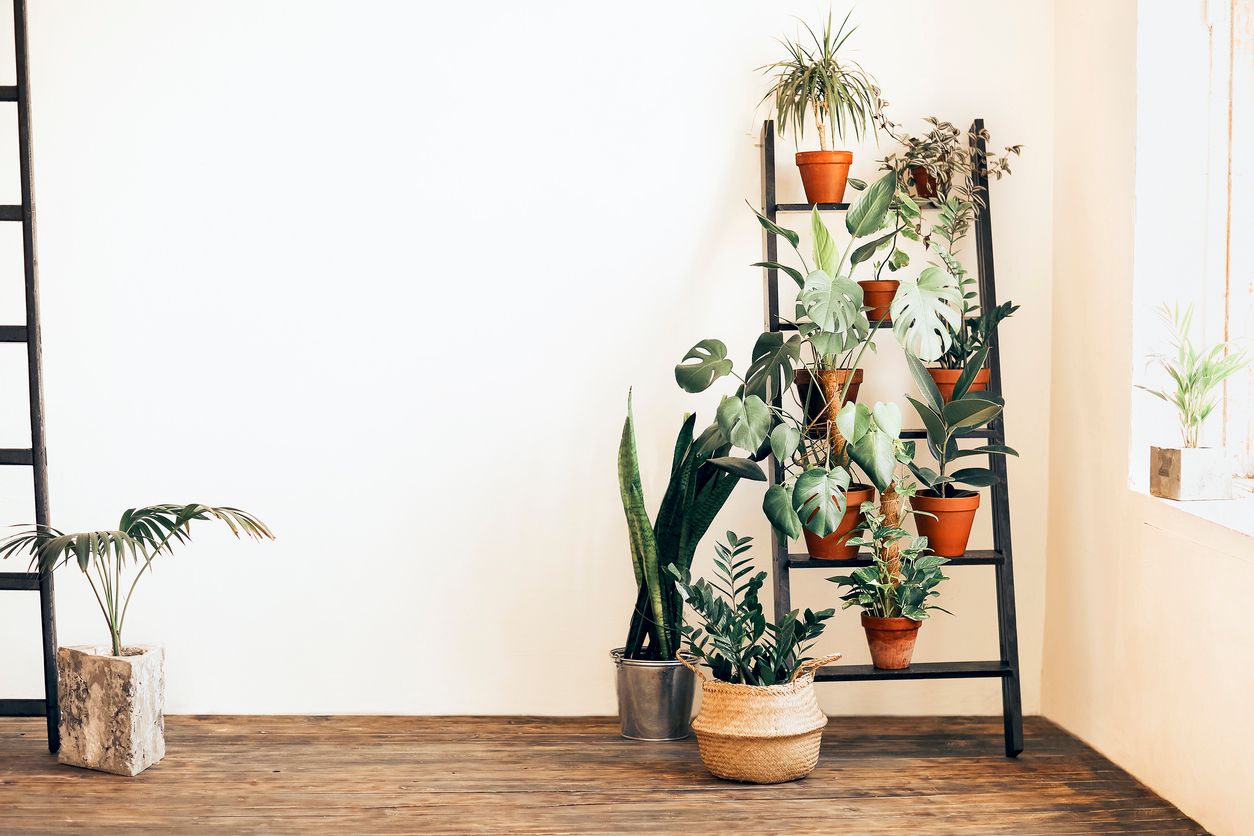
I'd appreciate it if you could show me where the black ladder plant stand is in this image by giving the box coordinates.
[0,0,59,752]
[760,118,1023,757]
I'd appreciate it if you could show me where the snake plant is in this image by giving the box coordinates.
[618,393,759,661]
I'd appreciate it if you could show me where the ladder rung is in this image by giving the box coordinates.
[0,572,41,590]
[901,427,998,439]
[774,319,893,331]
[775,202,850,212]
[0,698,46,716]
[0,448,33,465]
[790,549,1002,569]
[815,661,1011,682]
[0,325,27,342]
[0,86,16,102]
[0,205,23,221]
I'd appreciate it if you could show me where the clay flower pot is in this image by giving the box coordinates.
[911,490,980,557]
[858,280,899,323]
[927,367,991,403]
[796,150,853,204]
[57,645,165,776]
[910,165,938,200]
[794,368,863,438]
[861,614,922,670]
[802,484,875,560]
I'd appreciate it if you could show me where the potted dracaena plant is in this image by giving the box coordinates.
[828,499,950,669]
[904,354,1017,556]
[0,504,274,776]
[613,392,758,741]
[678,171,962,560]
[669,533,840,784]
[760,9,881,205]
[1137,303,1250,500]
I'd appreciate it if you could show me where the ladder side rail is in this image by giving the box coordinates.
[970,118,1023,757]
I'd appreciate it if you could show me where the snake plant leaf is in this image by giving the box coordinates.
[793,466,850,537]
[811,208,838,274]
[745,331,802,400]
[706,456,766,481]
[750,205,800,249]
[769,422,801,462]
[942,396,1003,430]
[763,483,803,539]
[949,467,1002,487]
[800,270,864,335]
[891,265,962,362]
[675,339,733,393]
[845,171,896,238]
[716,394,772,452]
[752,261,805,289]
[617,392,653,590]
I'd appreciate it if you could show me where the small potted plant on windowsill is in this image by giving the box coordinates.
[760,10,881,205]
[0,504,274,776]
[613,393,756,741]
[670,533,839,784]
[828,499,950,669]
[1137,303,1250,500]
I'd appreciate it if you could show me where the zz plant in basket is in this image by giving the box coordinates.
[669,533,841,784]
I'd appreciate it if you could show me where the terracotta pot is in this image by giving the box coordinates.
[861,614,922,670]
[858,279,899,323]
[911,490,980,557]
[802,484,875,560]
[796,150,853,204]
[794,368,863,439]
[927,367,991,403]
[910,165,938,199]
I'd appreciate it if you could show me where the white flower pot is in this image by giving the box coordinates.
[1149,446,1233,501]
[57,645,165,776]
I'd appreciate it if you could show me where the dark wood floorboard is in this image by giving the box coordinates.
[0,715,1204,834]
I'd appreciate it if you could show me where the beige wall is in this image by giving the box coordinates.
[1044,2,1254,834]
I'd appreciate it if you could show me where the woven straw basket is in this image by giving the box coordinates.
[678,653,841,784]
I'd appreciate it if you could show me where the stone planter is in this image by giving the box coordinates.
[1149,446,1233,501]
[57,645,165,776]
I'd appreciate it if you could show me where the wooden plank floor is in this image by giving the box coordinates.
[0,715,1203,834]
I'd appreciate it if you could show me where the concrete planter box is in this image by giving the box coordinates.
[1149,446,1233,501]
[57,645,165,776]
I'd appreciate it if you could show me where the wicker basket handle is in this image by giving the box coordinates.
[675,651,708,682]
[791,653,843,683]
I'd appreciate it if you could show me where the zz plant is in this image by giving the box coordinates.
[617,393,759,662]
[669,532,834,685]
[0,504,274,656]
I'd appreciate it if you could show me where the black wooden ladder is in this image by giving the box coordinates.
[760,118,1024,757]
[0,0,58,752]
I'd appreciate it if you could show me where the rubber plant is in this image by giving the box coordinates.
[0,504,274,656]
[617,392,761,662]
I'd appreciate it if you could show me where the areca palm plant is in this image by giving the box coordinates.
[0,504,274,656]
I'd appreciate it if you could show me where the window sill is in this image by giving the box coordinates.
[1128,483,1254,547]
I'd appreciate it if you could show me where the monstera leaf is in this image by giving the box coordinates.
[675,339,733,393]
[769,423,800,462]
[800,270,864,336]
[763,483,802,539]
[836,401,901,491]
[745,331,801,400]
[792,466,851,537]
[716,394,771,452]
[891,266,962,362]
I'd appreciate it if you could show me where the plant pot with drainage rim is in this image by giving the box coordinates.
[802,483,875,560]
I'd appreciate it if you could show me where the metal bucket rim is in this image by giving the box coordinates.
[610,647,698,668]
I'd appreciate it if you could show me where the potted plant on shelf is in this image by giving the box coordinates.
[0,504,274,775]
[669,533,840,784]
[876,115,1021,204]
[828,501,949,669]
[1137,303,1250,500]
[904,355,1017,557]
[613,393,758,741]
[931,301,1019,402]
[760,10,881,204]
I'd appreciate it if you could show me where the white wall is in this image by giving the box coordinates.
[1044,2,1254,834]
[0,1,1054,716]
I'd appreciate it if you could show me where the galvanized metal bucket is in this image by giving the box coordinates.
[610,648,696,741]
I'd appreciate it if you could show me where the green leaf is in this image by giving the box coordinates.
[745,331,801,400]
[811,209,838,274]
[675,339,733,393]
[887,248,910,271]
[800,270,864,335]
[707,456,767,481]
[752,261,805,289]
[763,483,802,539]
[950,467,1001,487]
[845,171,896,238]
[905,353,944,413]
[770,423,801,462]
[952,347,989,401]
[942,397,1003,430]
[835,402,871,444]
[850,229,897,267]
[891,266,962,362]
[906,395,947,448]
[793,467,850,537]
[751,206,800,249]
[716,395,772,452]
[872,401,902,439]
